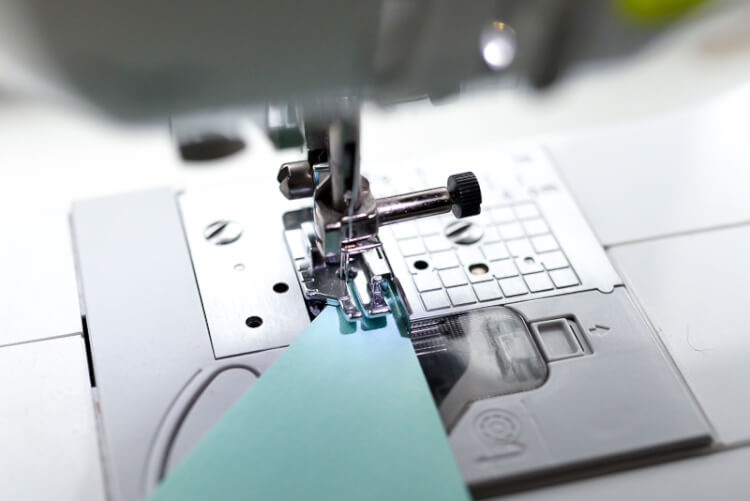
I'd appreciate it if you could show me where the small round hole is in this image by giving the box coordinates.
[337,269,358,280]
[414,259,429,270]
[245,316,263,328]
[469,263,489,275]
[273,282,289,293]
[524,256,535,264]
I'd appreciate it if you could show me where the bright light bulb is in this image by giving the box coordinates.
[480,23,517,71]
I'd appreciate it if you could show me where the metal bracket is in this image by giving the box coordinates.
[284,209,397,320]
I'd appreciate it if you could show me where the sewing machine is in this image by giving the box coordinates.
[5,0,750,499]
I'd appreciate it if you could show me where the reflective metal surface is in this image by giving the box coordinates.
[179,185,311,358]
[282,209,395,320]
[374,146,622,320]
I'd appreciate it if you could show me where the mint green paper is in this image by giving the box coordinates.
[149,307,470,501]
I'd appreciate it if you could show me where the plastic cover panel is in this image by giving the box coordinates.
[412,306,547,429]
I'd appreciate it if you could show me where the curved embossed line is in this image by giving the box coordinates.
[142,364,260,496]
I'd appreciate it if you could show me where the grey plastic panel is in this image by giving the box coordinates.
[608,224,750,445]
[164,367,258,473]
[447,288,711,495]
[500,444,750,501]
[531,319,585,361]
[71,189,285,501]
[412,307,548,430]
[72,189,212,501]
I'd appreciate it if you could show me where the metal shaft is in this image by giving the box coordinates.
[328,118,359,212]
[375,187,452,226]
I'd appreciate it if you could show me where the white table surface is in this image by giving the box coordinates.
[0,335,106,501]
[0,209,81,347]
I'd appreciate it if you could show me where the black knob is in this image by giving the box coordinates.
[447,172,482,218]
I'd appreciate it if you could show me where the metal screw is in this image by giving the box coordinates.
[445,220,484,245]
[203,220,243,245]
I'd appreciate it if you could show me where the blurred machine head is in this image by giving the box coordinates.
[8,0,708,118]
